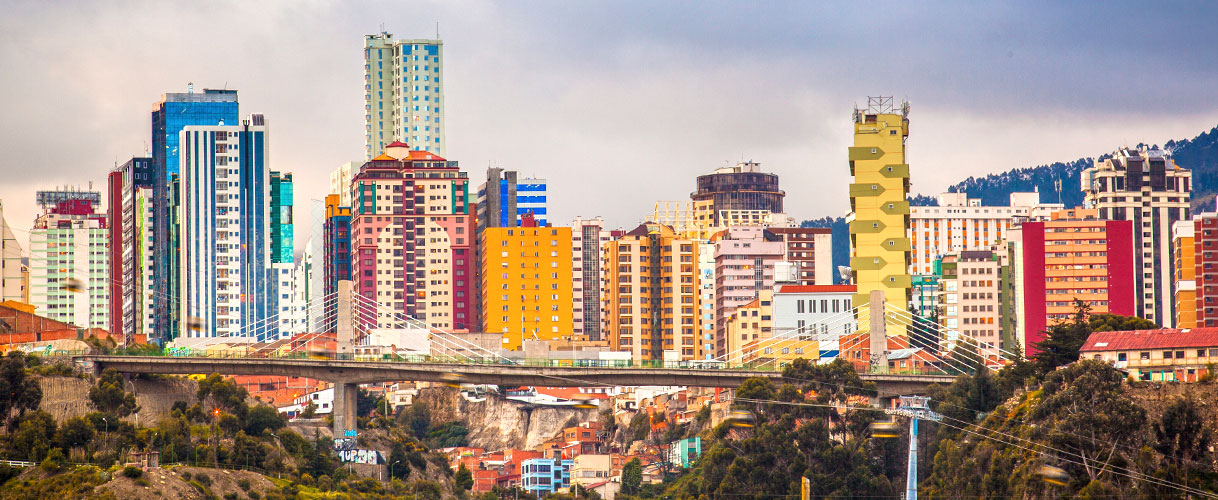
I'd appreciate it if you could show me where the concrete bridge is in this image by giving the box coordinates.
[76,355,956,436]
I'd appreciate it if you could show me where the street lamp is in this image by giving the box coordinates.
[389,459,401,482]
[102,416,109,459]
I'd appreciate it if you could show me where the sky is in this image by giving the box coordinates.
[2,1,1218,254]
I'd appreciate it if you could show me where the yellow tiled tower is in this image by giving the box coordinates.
[848,97,911,335]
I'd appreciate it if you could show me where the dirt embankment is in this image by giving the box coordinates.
[416,387,599,450]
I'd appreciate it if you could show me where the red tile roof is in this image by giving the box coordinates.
[405,150,447,161]
[386,141,411,149]
[777,285,857,294]
[1080,328,1218,352]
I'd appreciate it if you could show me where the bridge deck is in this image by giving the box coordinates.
[76,356,956,395]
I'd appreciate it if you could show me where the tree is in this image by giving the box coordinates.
[621,458,642,496]
[388,441,414,481]
[88,368,138,417]
[424,421,469,448]
[0,351,42,428]
[1153,395,1213,488]
[196,373,249,414]
[55,416,96,450]
[244,404,286,436]
[454,462,473,491]
[399,404,431,439]
[10,411,57,461]
[1033,301,1157,375]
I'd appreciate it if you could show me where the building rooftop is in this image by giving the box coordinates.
[1081,328,1218,352]
[776,285,857,294]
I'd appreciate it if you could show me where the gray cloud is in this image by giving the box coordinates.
[1,1,1217,250]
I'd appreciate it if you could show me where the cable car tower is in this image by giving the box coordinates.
[885,396,942,500]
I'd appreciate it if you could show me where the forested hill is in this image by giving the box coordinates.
[920,123,1218,210]
[805,123,1218,276]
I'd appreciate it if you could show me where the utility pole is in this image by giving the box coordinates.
[885,396,942,500]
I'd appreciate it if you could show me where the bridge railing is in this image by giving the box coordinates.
[66,348,957,377]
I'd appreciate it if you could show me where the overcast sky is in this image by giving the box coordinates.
[3,1,1218,253]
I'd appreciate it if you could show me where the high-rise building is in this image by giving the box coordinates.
[107,158,155,340]
[28,190,109,329]
[713,227,786,357]
[323,194,352,299]
[350,142,475,331]
[151,86,239,339]
[330,161,361,207]
[1172,219,1196,328]
[602,223,701,361]
[270,172,294,264]
[477,168,548,230]
[1083,147,1191,325]
[177,114,278,340]
[766,227,833,286]
[1178,211,1218,328]
[848,97,911,333]
[909,191,1055,275]
[0,200,24,302]
[690,161,784,228]
[1009,208,1136,353]
[364,32,445,158]
[936,250,1004,358]
[570,217,613,340]
[480,220,574,349]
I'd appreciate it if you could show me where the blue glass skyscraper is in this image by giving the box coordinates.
[151,86,239,340]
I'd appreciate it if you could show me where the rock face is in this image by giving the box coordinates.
[416,388,599,450]
[38,375,198,424]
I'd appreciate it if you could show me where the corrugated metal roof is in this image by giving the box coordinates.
[1080,328,1218,352]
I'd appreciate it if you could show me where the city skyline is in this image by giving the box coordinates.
[3,2,1218,252]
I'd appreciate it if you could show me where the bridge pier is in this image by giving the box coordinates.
[869,290,889,374]
[331,379,359,439]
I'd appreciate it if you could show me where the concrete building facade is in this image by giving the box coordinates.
[177,115,278,340]
[28,190,109,329]
[848,98,911,327]
[364,32,444,158]
[690,161,784,228]
[936,250,1002,357]
[1173,219,1196,328]
[766,227,833,286]
[602,223,701,362]
[1083,147,1191,325]
[480,222,574,350]
[772,284,857,359]
[713,227,785,357]
[571,217,613,340]
[1010,208,1137,353]
[0,200,25,303]
[350,142,475,331]
[107,158,155,340]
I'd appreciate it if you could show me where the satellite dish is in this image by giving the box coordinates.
[837,266,852,283]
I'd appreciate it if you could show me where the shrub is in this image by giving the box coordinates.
[237,478,252,491]
[122,465,144,478]
[248,492,261,500]
[195,472,212,486]
[224,493,239,500]
[134,478,149,487]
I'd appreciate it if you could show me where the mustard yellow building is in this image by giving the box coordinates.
[480,225,575,350]
[602,223,701,362]
[849,97,911,335]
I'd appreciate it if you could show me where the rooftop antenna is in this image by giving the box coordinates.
[436,21,440,39]
[187,82,194,94]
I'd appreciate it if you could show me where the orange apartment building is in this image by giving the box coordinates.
[1010,208,1136,354]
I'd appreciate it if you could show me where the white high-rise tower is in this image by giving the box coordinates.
[364,32,445,159]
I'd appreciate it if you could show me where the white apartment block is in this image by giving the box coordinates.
[909,192,1053,276]
[178,116,275,339]
[28,191,109,329]
[364,32,444,158]
[570,217,614,340]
